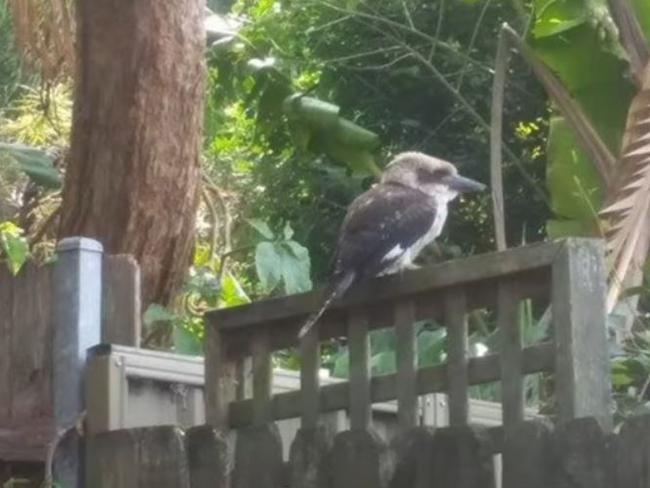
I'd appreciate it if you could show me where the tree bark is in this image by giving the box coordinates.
[59,0,205,307]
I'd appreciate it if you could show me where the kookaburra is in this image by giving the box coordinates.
[298,151,486,339]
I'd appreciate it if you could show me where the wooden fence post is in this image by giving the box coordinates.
[53,237,103,487]
[551,238,612,430]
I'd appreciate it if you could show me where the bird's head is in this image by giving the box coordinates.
[381,152,486,201]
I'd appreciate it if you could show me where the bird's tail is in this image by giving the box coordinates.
[297,271,356,339]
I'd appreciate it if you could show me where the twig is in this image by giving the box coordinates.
[30,205,60,245]
[429,0,445,60]
[456,0,492,91]
[201,187,219,262]
[402,0,415,29]
[490,28,508,251]
[43,411,86,488]
[315,0,493,74]
[383,29,551,205]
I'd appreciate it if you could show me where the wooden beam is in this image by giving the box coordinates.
[499,279,524,430]
[446,289,469,426]
[348,309,371,430]
[207,241,561,332]
[395,299,417,428]
[228,342,554,427]
[299,326,320,429]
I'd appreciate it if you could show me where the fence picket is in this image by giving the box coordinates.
[86,426,189,488]
[553,417,610,488]
[233,424,283,488]
[445,289,469,426]
[429,426,494,488]
[395,299,417,428]
[329,430,392,488]
[348,308,371,430]
[186,425,231,488]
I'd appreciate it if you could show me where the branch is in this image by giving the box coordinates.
[607,0,649,84]
[490,28,508,251]
[456,0,492,91]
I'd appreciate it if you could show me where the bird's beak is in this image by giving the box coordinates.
[443,174,486,193]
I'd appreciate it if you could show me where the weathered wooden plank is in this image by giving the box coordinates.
[395,299,417,428]
[11,263,53,421]
[498,280,523,430]
[233,424,283,488]
[445,289,469,426]
[85,354,123,435]
[615,414,650,488]
[102,255,141,347]
[552,239,612,430]
[502,421,554,488]
[429,426,494,488]
[553,417,611,488]
[86,426,189,488]
[208,240,561,331]
[186,425,231,488]
[251,328,272,425]
[221,272,549,357]
[0,266,13,420]
[328,430,392,488]
[0,417,54,461]
[289,426,333,488]
[348,309,371,430]
[299,325,320,429]
[228,342,555,427]
[205,320,237,429]
[390,427,436,487]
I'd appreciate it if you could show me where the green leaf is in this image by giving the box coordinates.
[0,142,61,189]
[220,272,251,307]
[246,218,275,239]
[545,117,604,237]
[533,0,587,38]
[143,304,176,326]
[417,328,447,367]
[283,95,340,129]
[173,325,203,356]
[371,350,396,375]
[279,241,312,294]
[332,348,349,378]
[0,221,28,275]
[334,118,381,150]
[255,241,283,292]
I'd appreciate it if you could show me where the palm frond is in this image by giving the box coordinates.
[600,63,650,311]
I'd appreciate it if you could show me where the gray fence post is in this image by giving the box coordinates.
[53,237,103,487]
[552,238,612,431]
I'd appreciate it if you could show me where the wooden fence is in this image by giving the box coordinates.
[204,238,611,432]
[86,414,650,488]
[2,237,615,487]
[0,237,141,485]
[118,237,608,487]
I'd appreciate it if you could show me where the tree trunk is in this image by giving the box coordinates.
[59,0,205,307]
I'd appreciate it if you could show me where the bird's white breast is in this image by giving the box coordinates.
[380,195,450,274]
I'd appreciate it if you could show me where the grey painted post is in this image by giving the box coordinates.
[552,238,612,431]
[53,237,103,487]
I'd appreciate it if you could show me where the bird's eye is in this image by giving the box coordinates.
[417,167,450,183]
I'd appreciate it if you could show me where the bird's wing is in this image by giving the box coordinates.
[333,183,437,278]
